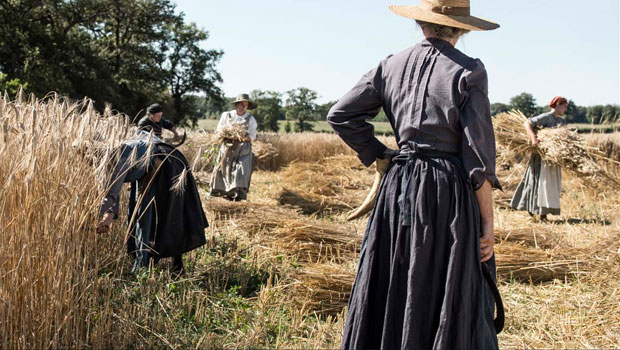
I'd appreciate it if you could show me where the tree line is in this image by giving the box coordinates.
[491,92,620,125]
[0,0,223,126]
[197,87,336,133]
[203,89,620,133]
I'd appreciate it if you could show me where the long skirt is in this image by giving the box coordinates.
[342,151,498,350]
[510,153,561,215]
[210,142,253,200]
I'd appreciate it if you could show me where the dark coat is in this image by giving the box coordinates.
[151,143,207,257]
[127,144,207,259]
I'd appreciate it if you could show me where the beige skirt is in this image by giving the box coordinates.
[510,153,561,216]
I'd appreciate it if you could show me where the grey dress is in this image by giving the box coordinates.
[510,112,566,216]
[210,112,255,200]
[328,38,502,349]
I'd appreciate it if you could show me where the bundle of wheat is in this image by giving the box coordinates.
[495,242,584,283]
[180,130,218,172]
[494,110,620,186]
[217,123,247,143]
[495,227,557,250]
[537,128,619,185]
[291,263,355,315]
[252,140,280,171]
[276,155,373,215]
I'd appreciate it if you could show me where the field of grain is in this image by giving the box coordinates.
[2,93,620,348]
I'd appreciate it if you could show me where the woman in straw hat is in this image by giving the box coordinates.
[210,94,258,201]
[327,1,503,348]
[511,96,568,221]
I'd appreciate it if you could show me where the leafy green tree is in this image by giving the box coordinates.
[316,101,336,121]
[0,74,28,96]
[586,105,604,124]
[285,87,318,132]
[160,19,223,126]
[250,90,282,132]
[284,121,292,133]
[490,102,510,117]
[564,100,587,123]
[0,0,223,125]
[509,92,538,117]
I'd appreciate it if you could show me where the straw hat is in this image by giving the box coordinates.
[231,93,257,110]
[389,0,499,31]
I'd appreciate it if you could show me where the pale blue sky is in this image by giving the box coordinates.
[174,0,619,106]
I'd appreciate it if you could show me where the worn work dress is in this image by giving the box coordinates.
[210,110,257,200]
[511,112,566,216]
[327,38,501,349]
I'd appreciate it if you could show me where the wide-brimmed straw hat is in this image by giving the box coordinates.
[231,94,257,110]
[389,0,499,31]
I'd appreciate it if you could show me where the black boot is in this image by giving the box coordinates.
[172,255,185,278]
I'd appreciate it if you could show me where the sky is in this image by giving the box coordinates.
[174,0,619,106]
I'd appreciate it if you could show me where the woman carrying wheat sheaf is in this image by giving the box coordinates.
[327,0,504,348]
[210,93,258,201]
[510,96,568,221]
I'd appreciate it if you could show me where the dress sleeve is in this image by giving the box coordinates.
[458,60,502,191]
[327,60,388,167]
[528,113,551,128]
[99,146,132,218]
[162,119,175,130]
[216,112,227,132]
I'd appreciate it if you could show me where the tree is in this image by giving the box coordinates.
[250,90,282,132]
[315,101,336,122]
[285,87,318,132]
[0,0,223,124]
[586,105,604,124]
[490,102,510,117]
[509,92,538,117]
[160,19,223,126]
[0,74,28,96]
[564,100,587,124]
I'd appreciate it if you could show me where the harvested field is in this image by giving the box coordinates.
[2,95,620,348]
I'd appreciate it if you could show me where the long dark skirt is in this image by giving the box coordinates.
[342,153,498,350]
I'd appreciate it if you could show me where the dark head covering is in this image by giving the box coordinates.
[548,96,567,108]
[147,103,164,114]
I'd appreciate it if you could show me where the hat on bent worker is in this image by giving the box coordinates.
[389,0,499,31]
[231,94,257,110]
[146,103,164,114]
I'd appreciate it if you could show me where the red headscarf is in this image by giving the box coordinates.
[548,96,567,108]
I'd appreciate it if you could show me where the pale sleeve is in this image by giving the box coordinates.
[216,112,228,132]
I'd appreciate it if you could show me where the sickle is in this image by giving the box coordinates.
[347,162,387,221]
[169,131,187,147]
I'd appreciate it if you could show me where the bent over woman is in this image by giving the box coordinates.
[327,1,503,348]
